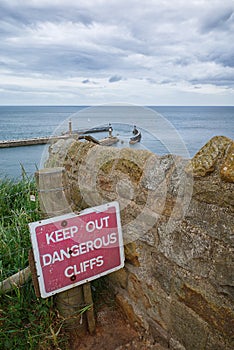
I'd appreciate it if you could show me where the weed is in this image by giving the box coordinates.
[0,177,69,349]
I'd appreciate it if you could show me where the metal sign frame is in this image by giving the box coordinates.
[29,201,124,298]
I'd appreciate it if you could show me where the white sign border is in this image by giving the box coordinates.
[29,201,125,298]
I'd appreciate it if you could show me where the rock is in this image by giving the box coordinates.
[108,268,129,289]
[127,273,151,309]
[170,300,209,350]
[185,136,232,177]
[124,242,140,266]
[192,176,234,210]
[177,284,234,338]
[141,154,174,190]
[116,292,145,328]
[220,141,234,183]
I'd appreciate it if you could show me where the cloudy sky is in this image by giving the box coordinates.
[0,0,233,105]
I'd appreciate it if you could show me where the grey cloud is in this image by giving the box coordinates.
[0,2,92,26]
[190,74,234,88]
[197,48,234,70]
[211,53,234,69]
[160,79,173,85]
[147,78,173,85]
[147,78,157,84]
[0,82,88,98]
[0,43,121,77]
[200,8,234,33]
[173,58,191,67]
[109,75,122,83]
[0,83,55,93]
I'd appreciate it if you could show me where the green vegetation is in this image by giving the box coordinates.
[0,177,68,349]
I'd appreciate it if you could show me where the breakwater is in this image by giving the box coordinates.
[0,135,72,148]
[0,124,113,149]
[0,134,119,149]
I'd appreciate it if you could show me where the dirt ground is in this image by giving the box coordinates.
[69,288,168,350]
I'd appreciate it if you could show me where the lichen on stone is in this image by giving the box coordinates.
[185,136,233,178]
[220,141,234,183]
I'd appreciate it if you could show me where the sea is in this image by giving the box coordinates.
[0,105,233,179]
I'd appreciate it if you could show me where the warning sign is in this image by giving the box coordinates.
[29,201,124,298]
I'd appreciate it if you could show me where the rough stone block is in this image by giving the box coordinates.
[185,200,234,246]
[146,293,171,334]
[192,176,234,209]
[211,246,234,301]
[177,284,234,339]
[108,267,129,290]
[115,292,147,329]
[151,253,175,295]
[206,331,234,350]
[124,242,140,266]
[140,154,173,191]
[220,141,234,183]
[127,273,151,309]
[158,221,212,276]
[170,300,209,350]
[147,319,169,348]
[185,136,232,177]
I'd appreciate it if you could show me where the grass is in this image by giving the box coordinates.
[0,177,69,349]
[0,176,114,349]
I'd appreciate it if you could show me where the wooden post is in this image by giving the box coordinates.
[35,167,71,218]
[83,282,96,335]
[0,266,31,293]
[35,167,95,334]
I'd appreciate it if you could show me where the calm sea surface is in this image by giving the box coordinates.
[0,106,233,179]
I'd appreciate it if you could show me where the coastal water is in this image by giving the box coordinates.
[0,106,233,179]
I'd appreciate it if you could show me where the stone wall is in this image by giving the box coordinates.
[47,136,234,349]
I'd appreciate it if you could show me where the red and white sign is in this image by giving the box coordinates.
[29,201,124,298]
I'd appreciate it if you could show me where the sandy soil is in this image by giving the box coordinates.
[69,289,167,350]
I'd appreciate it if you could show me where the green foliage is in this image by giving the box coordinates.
[0,177,39,280]
[0,283,64,350]
[0,178,68,349]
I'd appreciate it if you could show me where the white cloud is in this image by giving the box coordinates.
[0,0,233,105]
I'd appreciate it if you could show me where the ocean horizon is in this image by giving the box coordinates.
[0,105,233,179]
